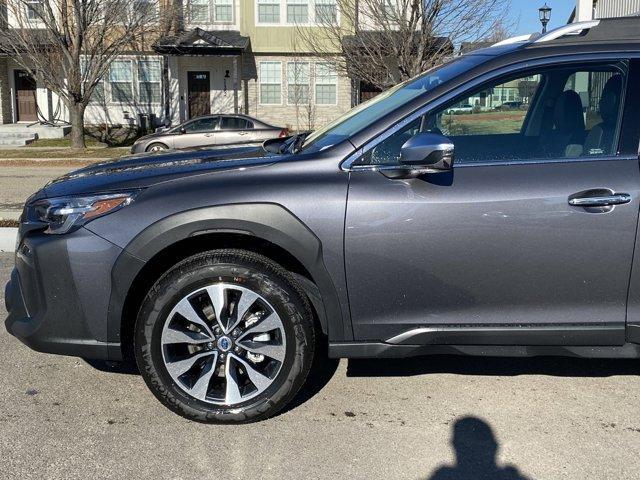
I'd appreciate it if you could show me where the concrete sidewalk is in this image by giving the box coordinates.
[0,227,17,252]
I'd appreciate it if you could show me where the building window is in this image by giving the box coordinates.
[315,62,337,105]
[82,58,105,104]
[259,62,282,105]
[189,0,210,22]
[287,62,310,104]
[214,0,233,22]
[109,59,134,103]
[89,74,106,104]
[315,0,336,22]
[138,59,162,104]
[26,0,43,21]
[287,0,308,23]
[132,0,157,21]
[258,0,280,23]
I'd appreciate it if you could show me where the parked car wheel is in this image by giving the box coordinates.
[134,249,316,424]
[146,142,169,152]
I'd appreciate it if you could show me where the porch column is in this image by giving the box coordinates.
[575,0,593,21]
[162,55,170,123]
[46,88,53,123]
[233,56,238,114]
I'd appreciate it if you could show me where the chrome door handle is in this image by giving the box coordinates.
[569,193,631,207]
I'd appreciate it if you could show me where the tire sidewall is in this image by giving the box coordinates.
[146,142,168,152]
[135,251,314,423]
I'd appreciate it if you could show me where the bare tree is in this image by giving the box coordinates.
[0,0,170,147]
[297,0,512,91]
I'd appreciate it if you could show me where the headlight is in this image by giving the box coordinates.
[27,191,138,235]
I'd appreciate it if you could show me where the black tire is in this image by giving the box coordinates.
[146,142,168,152]
[134,249,316,423]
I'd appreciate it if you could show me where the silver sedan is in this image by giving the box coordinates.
[131,114,288,153]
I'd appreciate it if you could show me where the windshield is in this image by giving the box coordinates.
[300,56,486,153]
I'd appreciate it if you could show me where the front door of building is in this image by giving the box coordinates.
[15,70,37,122]
[187,71,211,119]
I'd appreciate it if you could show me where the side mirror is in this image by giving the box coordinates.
[392,132,454,178]
[179,126,187,134]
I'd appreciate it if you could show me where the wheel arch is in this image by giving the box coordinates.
[108,203,344,361]
[146,141,169,152]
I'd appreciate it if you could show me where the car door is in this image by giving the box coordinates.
[172,116,219,149]
[217,116,253,146]
[344,59,640,346]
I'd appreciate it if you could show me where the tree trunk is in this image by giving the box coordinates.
[69,103,86,149]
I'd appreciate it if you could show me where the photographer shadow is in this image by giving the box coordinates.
[426,416,532,480]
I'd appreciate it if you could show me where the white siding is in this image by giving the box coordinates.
[595,0,640,18]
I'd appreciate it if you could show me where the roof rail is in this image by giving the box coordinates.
[534,20,600,43]
[492,34,536,47]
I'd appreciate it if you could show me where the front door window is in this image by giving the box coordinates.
[354,62,628,167]
[183,116,218,132]
[427,64,626,164]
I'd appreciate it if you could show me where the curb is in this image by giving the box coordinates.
[0,210,21,221]
[0,228,17,253]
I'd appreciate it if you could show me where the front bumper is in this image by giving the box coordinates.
[4,227,124,360]
[130,143,143,154]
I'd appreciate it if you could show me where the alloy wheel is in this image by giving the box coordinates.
[148,144,167,152]
[160,283,287,406]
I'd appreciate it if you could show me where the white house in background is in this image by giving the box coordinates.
[573,0,640,21]
[0,0,353,131]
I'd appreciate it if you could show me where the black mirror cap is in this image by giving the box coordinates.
[263,136,287,154]
[400,132,454,171]
[180,127,187,134]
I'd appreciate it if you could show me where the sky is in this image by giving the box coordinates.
[507,0,576,35]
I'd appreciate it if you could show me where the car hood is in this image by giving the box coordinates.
[42,145,276,198]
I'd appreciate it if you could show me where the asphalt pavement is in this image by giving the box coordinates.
[2,253,640,479]
[0,166,75,220]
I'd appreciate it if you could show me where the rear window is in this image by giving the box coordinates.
[221,117,251,129]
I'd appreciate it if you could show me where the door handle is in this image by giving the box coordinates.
[569,193,631,207]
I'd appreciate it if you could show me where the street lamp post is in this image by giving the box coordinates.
[539,3,552,33]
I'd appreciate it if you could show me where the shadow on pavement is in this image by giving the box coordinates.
[84,358,140,375]
[84,341,341,416]
[425,416,532,480]
[84,352,639,416]
[279,339,340,415]
[347,354,640,378]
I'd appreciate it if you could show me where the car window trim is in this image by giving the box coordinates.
[341,53,637,171]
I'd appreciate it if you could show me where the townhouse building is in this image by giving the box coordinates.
[574,0,640,21]
[0,0,353,130]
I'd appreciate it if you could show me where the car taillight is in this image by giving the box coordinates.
[279,129,289,138]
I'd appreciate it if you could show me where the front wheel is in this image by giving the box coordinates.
[146,142,168,152]
[134,249,316,423]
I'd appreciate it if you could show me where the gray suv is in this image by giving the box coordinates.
[6,19,640,423]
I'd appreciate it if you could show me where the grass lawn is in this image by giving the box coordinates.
[26,137,105,148]
[0,147,129,159]
[443,110,527,135]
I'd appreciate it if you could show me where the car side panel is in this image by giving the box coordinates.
[84,153,353,351]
